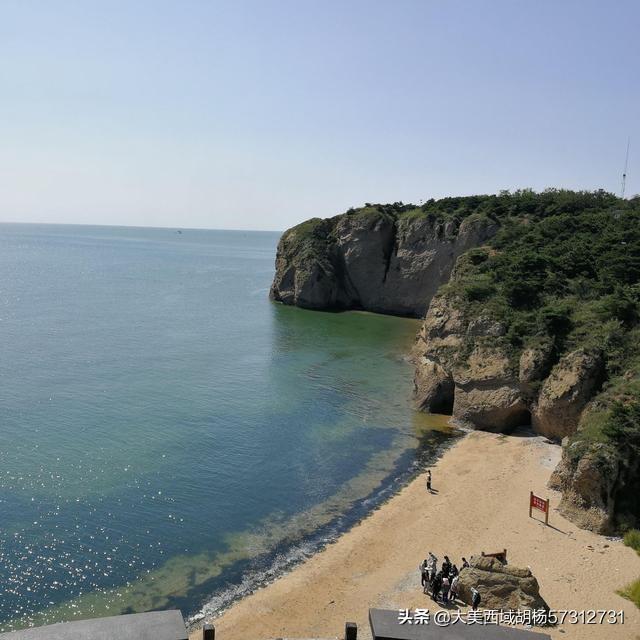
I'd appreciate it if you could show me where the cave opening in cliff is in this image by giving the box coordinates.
[431,396,454,415]
[431,382,455,415]
[516,409,532,430]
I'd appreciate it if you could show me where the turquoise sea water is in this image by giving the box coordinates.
[0,224,453,630]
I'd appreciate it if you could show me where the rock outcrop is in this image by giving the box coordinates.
[549,398,640,533]
[453,345,529,432]
[548,440,619,533]
[413,293,530,432]
[532,350,604,439]
[412,287,605,437]
[270,209,498,317]
[518,344,553,389]
[457,556,549,615]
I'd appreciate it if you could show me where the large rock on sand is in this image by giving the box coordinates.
[457,556,549,613]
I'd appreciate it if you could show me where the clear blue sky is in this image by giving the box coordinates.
[1,0,638,231]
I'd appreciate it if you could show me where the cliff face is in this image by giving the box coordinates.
[412,292,603,436]
[531,350,605,439]
[547,387,640,533]
[270,210,498,317]
[548,440,620,533]
[412,293,525,430]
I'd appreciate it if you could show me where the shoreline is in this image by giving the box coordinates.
[186,421,460,629]
[192,430,640,640]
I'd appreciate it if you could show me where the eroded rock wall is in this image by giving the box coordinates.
[548,440,619,533]
[412,289,605,437]
[532,350,605,439]
[270,211,498,317]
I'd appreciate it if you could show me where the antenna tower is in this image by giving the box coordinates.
[621,137,630,198]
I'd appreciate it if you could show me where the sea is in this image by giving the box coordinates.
[0,224,455,631]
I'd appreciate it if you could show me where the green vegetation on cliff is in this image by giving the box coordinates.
[445,191,640,365]
[435,189,640,530]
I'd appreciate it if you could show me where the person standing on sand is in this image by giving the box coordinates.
[426,469,432,492]
[441,574,450,604]
[462,557,469,569]
[419,559,429,592]
[431,571,442,602]
[426,552,437,582]
[441,555,451,578]
[450,573,459,602]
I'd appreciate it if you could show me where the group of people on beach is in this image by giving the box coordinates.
[419,552,480,609]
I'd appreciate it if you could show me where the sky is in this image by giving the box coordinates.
[0,0,638,231]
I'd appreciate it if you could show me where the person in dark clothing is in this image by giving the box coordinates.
[462,557,470,569]
[471,587,481,611]
[426,469,432,492]
[441,555,451,578]
[431,571,442,602]
[450,564,458,578]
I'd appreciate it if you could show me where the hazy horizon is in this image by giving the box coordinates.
[1,0,638,231]
[0,219,283,233]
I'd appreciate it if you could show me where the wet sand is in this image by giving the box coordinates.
[192,430,640,639]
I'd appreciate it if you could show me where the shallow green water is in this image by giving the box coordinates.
[0,224,453,629]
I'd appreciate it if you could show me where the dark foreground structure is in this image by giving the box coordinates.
[0,611,188,640]
[0,608,553,640]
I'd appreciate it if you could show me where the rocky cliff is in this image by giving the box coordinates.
[413,291,528,431]
[271,192,640,534]
[412,275,604,436]
[548,383,640,533]
[270,205,498,317]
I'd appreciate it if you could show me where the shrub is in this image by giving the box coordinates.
[537,303,572,344]
[464,280,495,302]
[618,578,640,609]
[623,529,640,554]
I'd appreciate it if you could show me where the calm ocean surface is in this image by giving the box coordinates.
[0,224,453,630]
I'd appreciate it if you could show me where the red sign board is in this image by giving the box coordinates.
[530,494,548,512]
[529,491,549,525]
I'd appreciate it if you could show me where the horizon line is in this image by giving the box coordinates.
[0,220,284,234]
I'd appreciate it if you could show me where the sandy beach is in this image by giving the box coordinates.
[192,430,640,640]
